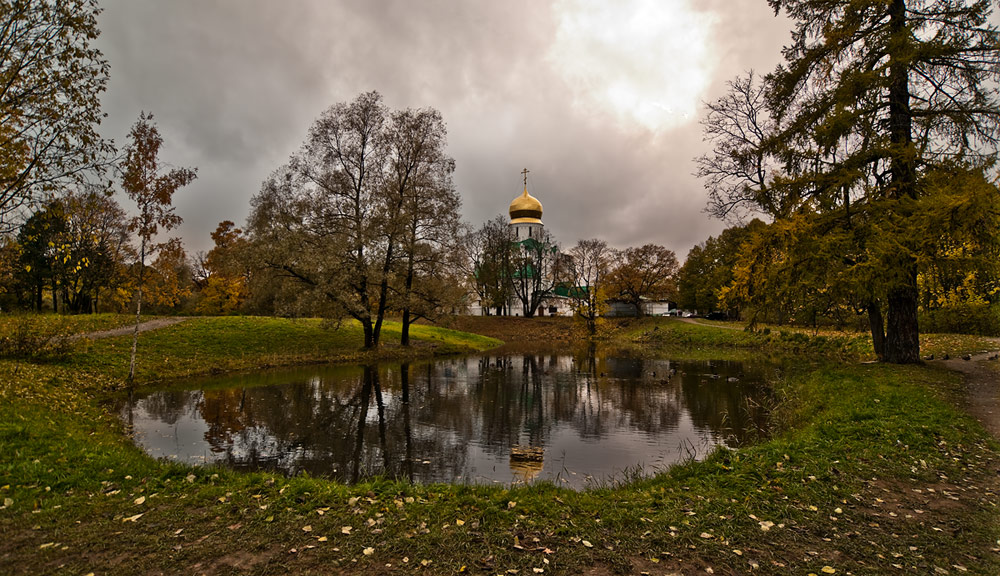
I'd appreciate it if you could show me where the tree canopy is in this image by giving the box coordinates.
[699,0,1000,362]
[0,0,112,229]
[247,92,460,348]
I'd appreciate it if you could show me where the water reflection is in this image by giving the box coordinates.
[120,354,773,488]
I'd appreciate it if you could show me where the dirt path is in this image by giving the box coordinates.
[936,345,1000,440]
[678,317,743,330]
[76,317,187,340]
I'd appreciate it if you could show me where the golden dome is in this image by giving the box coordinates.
[509,187,543,224]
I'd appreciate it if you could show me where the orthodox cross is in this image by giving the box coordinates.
[521,167,529,189]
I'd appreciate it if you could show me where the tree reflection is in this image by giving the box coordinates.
[124,353,772,484]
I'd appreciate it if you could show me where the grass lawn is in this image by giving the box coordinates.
[1,315,998,575]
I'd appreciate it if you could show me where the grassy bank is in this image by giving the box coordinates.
[1,315,998,575]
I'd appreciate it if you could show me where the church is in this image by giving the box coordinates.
[470,170,573,317]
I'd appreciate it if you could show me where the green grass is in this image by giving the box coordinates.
[1,315,998,575]
[0,312,139,336]
[68,316,501,385]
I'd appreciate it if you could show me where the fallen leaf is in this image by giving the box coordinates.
[508,501,517,510]
[582,540,593,548]
[758,521,774,531]
[122,513,143,523]
[456,519,466,526]
[342,526,353,535]
[302,525,312,532]
[134,496,145,506]
[363,547,374,556]
[700,532,713,539]
[822,567,836,574]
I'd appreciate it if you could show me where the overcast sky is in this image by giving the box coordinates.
[95,0,791,257]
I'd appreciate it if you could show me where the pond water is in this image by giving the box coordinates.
[119,354,774,489]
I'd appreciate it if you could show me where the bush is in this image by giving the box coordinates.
[919,302,1000,336]
[0,315,74,360]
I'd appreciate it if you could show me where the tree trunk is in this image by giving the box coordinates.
[867,300,886,360]
[880,0,920,364]
[885,268,921,363]
[129,240,146,384]
[401,311,412,346]
[372,243,395,348]
[361,317,375,349]
[401,249,416,346]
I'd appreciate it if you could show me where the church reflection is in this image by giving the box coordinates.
[124,353,772,487]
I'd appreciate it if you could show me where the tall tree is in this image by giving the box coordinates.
[464,215,515,316]
[677,220,766,316]
[565,238,614,335]
[247,92,458,348]
[700,0,1000,362]
[195,220,250,315]
[142,237,192,312]
[510,230,560,318]
[121,112,196,382]
[382,107,460,345]
[608,244,678,317]
[57,186,133,313]
[0,0,112,228]
[15,197,66,311]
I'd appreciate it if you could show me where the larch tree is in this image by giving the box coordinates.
[0,0,113,229]
[700,0,1000,362]
[121,112,196,382]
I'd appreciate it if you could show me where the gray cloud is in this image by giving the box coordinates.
[96,0,791,258]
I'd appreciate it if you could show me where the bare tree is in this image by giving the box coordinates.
[510,229,560,317]
[247,92,459,348]
[566,239,614,335]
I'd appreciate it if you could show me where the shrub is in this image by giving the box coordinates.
[919,303,1000,336]
[0,315,74,360]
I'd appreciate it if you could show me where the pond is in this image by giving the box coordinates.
[119,354,775,489]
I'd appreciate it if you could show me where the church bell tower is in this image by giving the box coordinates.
[509,168,543,241]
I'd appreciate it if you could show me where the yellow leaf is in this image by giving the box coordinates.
[122,513,143,523]
[455,519,466,526]
[318,536,328,542]
[363,547,374,556]
[302,525,312,532]
[341,526,352,534]
[822,568,836,574]
[582,540,593,548]
[134,496,145,505]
